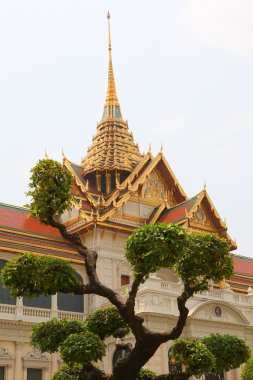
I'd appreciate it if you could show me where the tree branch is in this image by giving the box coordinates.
[126,274,143,313]
[159,284,195,342]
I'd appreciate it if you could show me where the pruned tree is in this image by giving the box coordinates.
[0,159,250,380]
[169,334,250,379]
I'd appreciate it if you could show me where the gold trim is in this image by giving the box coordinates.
[0,246,83,264]
[0,227,64,243]
[0,237,78,255]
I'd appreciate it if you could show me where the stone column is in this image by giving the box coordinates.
[14,342,23,380]
[51,352,58,377]
[15,297,23,321]
[51,294,58,318]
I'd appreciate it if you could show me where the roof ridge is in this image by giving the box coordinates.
[0,202,29,212]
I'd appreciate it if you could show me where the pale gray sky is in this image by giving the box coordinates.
[0,1,252,256]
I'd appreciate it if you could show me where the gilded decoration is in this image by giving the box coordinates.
[192,205,212,227]
[81,13,142,175]
[142,171,166,200]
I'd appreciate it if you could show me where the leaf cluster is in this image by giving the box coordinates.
[1,253,79,297]
[31,307,130,371]
[26,159,73,224]
[137,368,156,380]
[202,333,251,373]
[85,306,130,339]
[125,223,233,291]
[125,223,186,277]
[170,334,250,377]
[241,355,253,380]
[170,338,215,377]
[60,331,106,365]
[175,233,233,291]
[51,364,82,380]
[31,318,86,353]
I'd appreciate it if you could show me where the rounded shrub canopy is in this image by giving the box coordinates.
[85,306,130,340]
[1,253,79,298]
[27,158,73,224]
[170,338,215,377]
[60,331,106,365]
[125,223,186,277]
[31,318,86,353]
[201,334,251,373]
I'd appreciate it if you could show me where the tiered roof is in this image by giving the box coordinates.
[81,12,142,175]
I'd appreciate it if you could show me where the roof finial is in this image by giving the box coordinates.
[106,12,119,105]
[62,148,66,160]
[45,149,49,159]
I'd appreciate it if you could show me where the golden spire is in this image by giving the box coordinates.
[106,12,119,105]
[81,12,142,176]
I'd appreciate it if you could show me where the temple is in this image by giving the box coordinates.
[0,13,253,380]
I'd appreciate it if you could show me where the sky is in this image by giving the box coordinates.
[0,0,252,256]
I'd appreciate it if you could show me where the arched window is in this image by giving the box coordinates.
[0,259,16,305]
[112,346,131,368]
[168,347,182,374]
[23,294,51,309]
[57,272,84,313]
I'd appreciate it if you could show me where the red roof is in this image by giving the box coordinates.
[233,256,253,276]
[159,198,197,223]
[0,203,83,263]
[0,204,60,236]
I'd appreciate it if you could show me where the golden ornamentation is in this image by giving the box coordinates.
[81,14,142,175]
[142,171,166,200]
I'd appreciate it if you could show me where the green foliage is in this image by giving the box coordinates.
[170,338,215,377]
[1,253,79,297]
[51,364,82,380]
[174,233,233,291]
[85,306,130,340]
[136,368,156,380]
[201,334,251,373]
[60,332,106,365]
[31,318,86,353]
[27,158,73,224]
[125,223,186,276]
[241,355,253,380]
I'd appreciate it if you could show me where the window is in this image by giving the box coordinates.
[23,294,51,309]
[57,273,84,313]
[27,368,42,380]
[121,275,130,286]
[0,367,5,380]
[0,260,16,305]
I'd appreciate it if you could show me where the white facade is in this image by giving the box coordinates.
[1,227,252,380]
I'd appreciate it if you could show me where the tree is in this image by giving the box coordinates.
[241,355,253,380]
[0,159,249,380]
[169,335,250,379]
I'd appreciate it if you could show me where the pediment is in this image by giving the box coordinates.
[24,349,49,361]
[0,348,13,359]
[189,203,216,231]
[189,300,249,326]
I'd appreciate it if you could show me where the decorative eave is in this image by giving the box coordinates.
[63,155,88,195]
